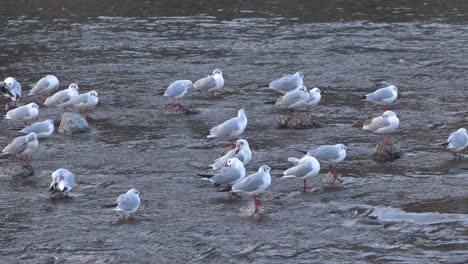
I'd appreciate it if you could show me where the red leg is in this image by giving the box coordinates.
[381,105,387,113]
[329,164,336,176]
[63,106,68,112]
[382,133,391,146]
[303,179,308,191]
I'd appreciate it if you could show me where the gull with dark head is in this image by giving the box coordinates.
[0,77,22,103]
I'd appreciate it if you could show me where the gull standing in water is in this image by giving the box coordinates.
[49,168,75,197]
[282,155,320,191]
[73,90,99,120]
[2,132,38,167]
[163,80,193,107]
[29,75,59,97]
[231,165,271,213]
[441,128,468,159]
[0,77,22,103]
[19,119,54,138]
[363,111,400,145]
[5,103,39,126]
[210,139,252,170]
[44,83,79,112]
[194,69,224,95]
[361,85,398,112]
[267,71,304,94]
[106,188,141,219]
[207,109,247,146]
[307,144,347,176]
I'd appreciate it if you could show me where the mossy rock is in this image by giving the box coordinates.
[373,142,402,162]
[276,115,322,129]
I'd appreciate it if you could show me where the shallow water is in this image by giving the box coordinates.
[0,0,468,263]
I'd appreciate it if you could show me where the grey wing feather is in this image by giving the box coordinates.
[233,173,263,192]
[116,194,137,211]
[165,82,186,97]
[363,116,390,131]
[74,94,89,105]
[20,122,49,134]
[210,118,241,137]
[30,79,50,94]
[3,136,28,154]
[276,91,304,107]
[284,162,313,178]
[269,75,302,92]
[7,107,30,119]
[46,92,70,105]
[309,146,340,161]
[368,88,393,101]
[194,76,216,89]
[448,131,468,148]
[211,167,241,184]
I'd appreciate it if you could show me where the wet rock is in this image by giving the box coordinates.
[276,115,322,129]
[164,104,200,115]
[58,112,90,135]
[352,120,364,128]
[373,142,402,162]
[0,164,34,177]
[322,172,343,185]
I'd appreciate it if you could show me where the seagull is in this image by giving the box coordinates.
[5,102,39,126]
[2,132,38,167]
[268,72,304,94]
[207,109,247,146]
[19,119,54,138]
[29,75,59,97]
[194,69,224,95]
[106,188,141,219]
[44,83,79,112]
[441,128,468,158]
[305,87,321,118]
[363,111,400,145]
[199,157,246,192]
[49,168,75,197]
[282,156,320,191]
[163,80,193,107]
[231,165,271,213]
[275,85,309,116]
[361,85,398,112]
[210,139,252,170]
[0,77,22,103]
[73,90,99,120]
[307,144,347,176]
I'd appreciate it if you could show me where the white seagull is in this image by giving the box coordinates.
[231,165,272,213]
[20,119,54,138]
[275,85,309,113]
[29,75,59,96]
[268,72,304,94]
[305,87,321,118]
[73,90,99,120]
[282,155,320,191]
[200,157,246,189]
[163,80,193,107]
[0,77,22,102]
[361,85,398,112]
[210,139,252,170]
[307,144,347,176]
[441,128,468,158]
[207,109,247,146]
[363,110,400,145]
[2,132,38,167]
[49,168,76,197]
[44,83,79,112]
[194,69,224,94]
[107,188,141,219]
[5,103,39,125]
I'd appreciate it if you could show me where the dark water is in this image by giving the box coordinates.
[1,0,468,263]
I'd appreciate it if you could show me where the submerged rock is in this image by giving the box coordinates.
[373,142,402,162]
[276,115,322,129]
[58,112,90,135]
[322,172,343,185]
[164,104,200,115]
[0,164,34,177]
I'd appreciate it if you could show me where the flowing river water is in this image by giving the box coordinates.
[0,1,468,263]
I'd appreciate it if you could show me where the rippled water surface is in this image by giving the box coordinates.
[1,1,468,263]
